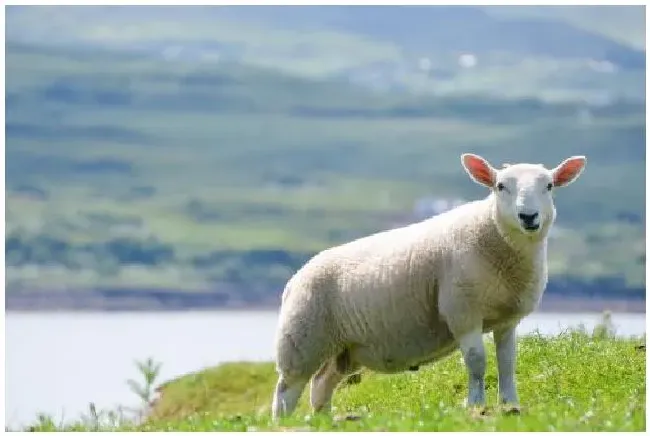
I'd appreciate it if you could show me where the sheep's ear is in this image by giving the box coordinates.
[551,156,586,188]
[461,153,496,188]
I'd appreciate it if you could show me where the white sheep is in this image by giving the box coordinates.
[271,153,587,420]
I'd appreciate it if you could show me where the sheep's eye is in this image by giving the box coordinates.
[497,182,505,192]
[547,182,553,191]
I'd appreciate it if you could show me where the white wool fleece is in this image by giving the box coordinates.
[271,153,586,420]
[276,196,545,375]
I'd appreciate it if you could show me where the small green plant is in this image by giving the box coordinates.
[127,357,162,407]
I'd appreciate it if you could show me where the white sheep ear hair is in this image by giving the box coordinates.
[501,163,511,168]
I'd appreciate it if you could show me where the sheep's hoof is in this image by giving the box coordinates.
[334,413,362,422]
[468,406,490,419]
[501,405,522,416]
[346,374,362,385]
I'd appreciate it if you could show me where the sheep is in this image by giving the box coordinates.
[271,153,587,420]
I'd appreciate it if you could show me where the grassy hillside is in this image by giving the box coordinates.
[5,40,646,302]
[24,332,646,431]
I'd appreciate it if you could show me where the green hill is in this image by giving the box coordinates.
[24,332,646,431]
[5,34,645,306]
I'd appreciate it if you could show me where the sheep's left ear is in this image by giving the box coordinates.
[551,156,586,188]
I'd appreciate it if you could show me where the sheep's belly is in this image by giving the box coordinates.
[348,323,457,373]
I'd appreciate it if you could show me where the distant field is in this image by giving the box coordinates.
[5,32,646,302]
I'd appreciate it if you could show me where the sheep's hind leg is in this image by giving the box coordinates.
[310,358,344,414]
[272,333,333,420]
[310,349,358,414]
[272,374,309,421]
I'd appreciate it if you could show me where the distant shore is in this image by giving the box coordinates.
[5,287,646,313]
[535,295,645,313]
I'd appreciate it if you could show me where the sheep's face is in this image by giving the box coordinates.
[461,153,586,237]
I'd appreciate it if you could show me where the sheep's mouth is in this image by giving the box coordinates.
[522,224,540,232]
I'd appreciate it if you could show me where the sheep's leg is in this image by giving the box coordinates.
[493,326,520,411]
[458,328,486,408]
[273,314,336,421]
[272,374,309,421]
[310,358,344,414]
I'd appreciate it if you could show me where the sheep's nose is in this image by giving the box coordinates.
[518,212,539,226]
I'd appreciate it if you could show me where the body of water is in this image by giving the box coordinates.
[5,310,646,428]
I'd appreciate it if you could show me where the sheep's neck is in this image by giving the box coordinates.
[487,207,548,262]
[473,211,548,308]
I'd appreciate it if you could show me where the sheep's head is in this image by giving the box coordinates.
[460,153,586,238]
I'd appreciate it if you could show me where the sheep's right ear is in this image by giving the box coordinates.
[461,153,496,188]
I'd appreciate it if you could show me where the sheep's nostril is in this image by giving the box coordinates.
[518,212,539,224]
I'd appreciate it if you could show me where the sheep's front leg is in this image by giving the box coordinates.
[458,328,486,409]
[493,326,520,413]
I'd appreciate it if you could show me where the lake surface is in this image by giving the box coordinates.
[5,311,646,428]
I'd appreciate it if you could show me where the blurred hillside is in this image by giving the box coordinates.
[5,5,646,310]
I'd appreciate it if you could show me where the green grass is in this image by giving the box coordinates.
[25,331,646,431]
